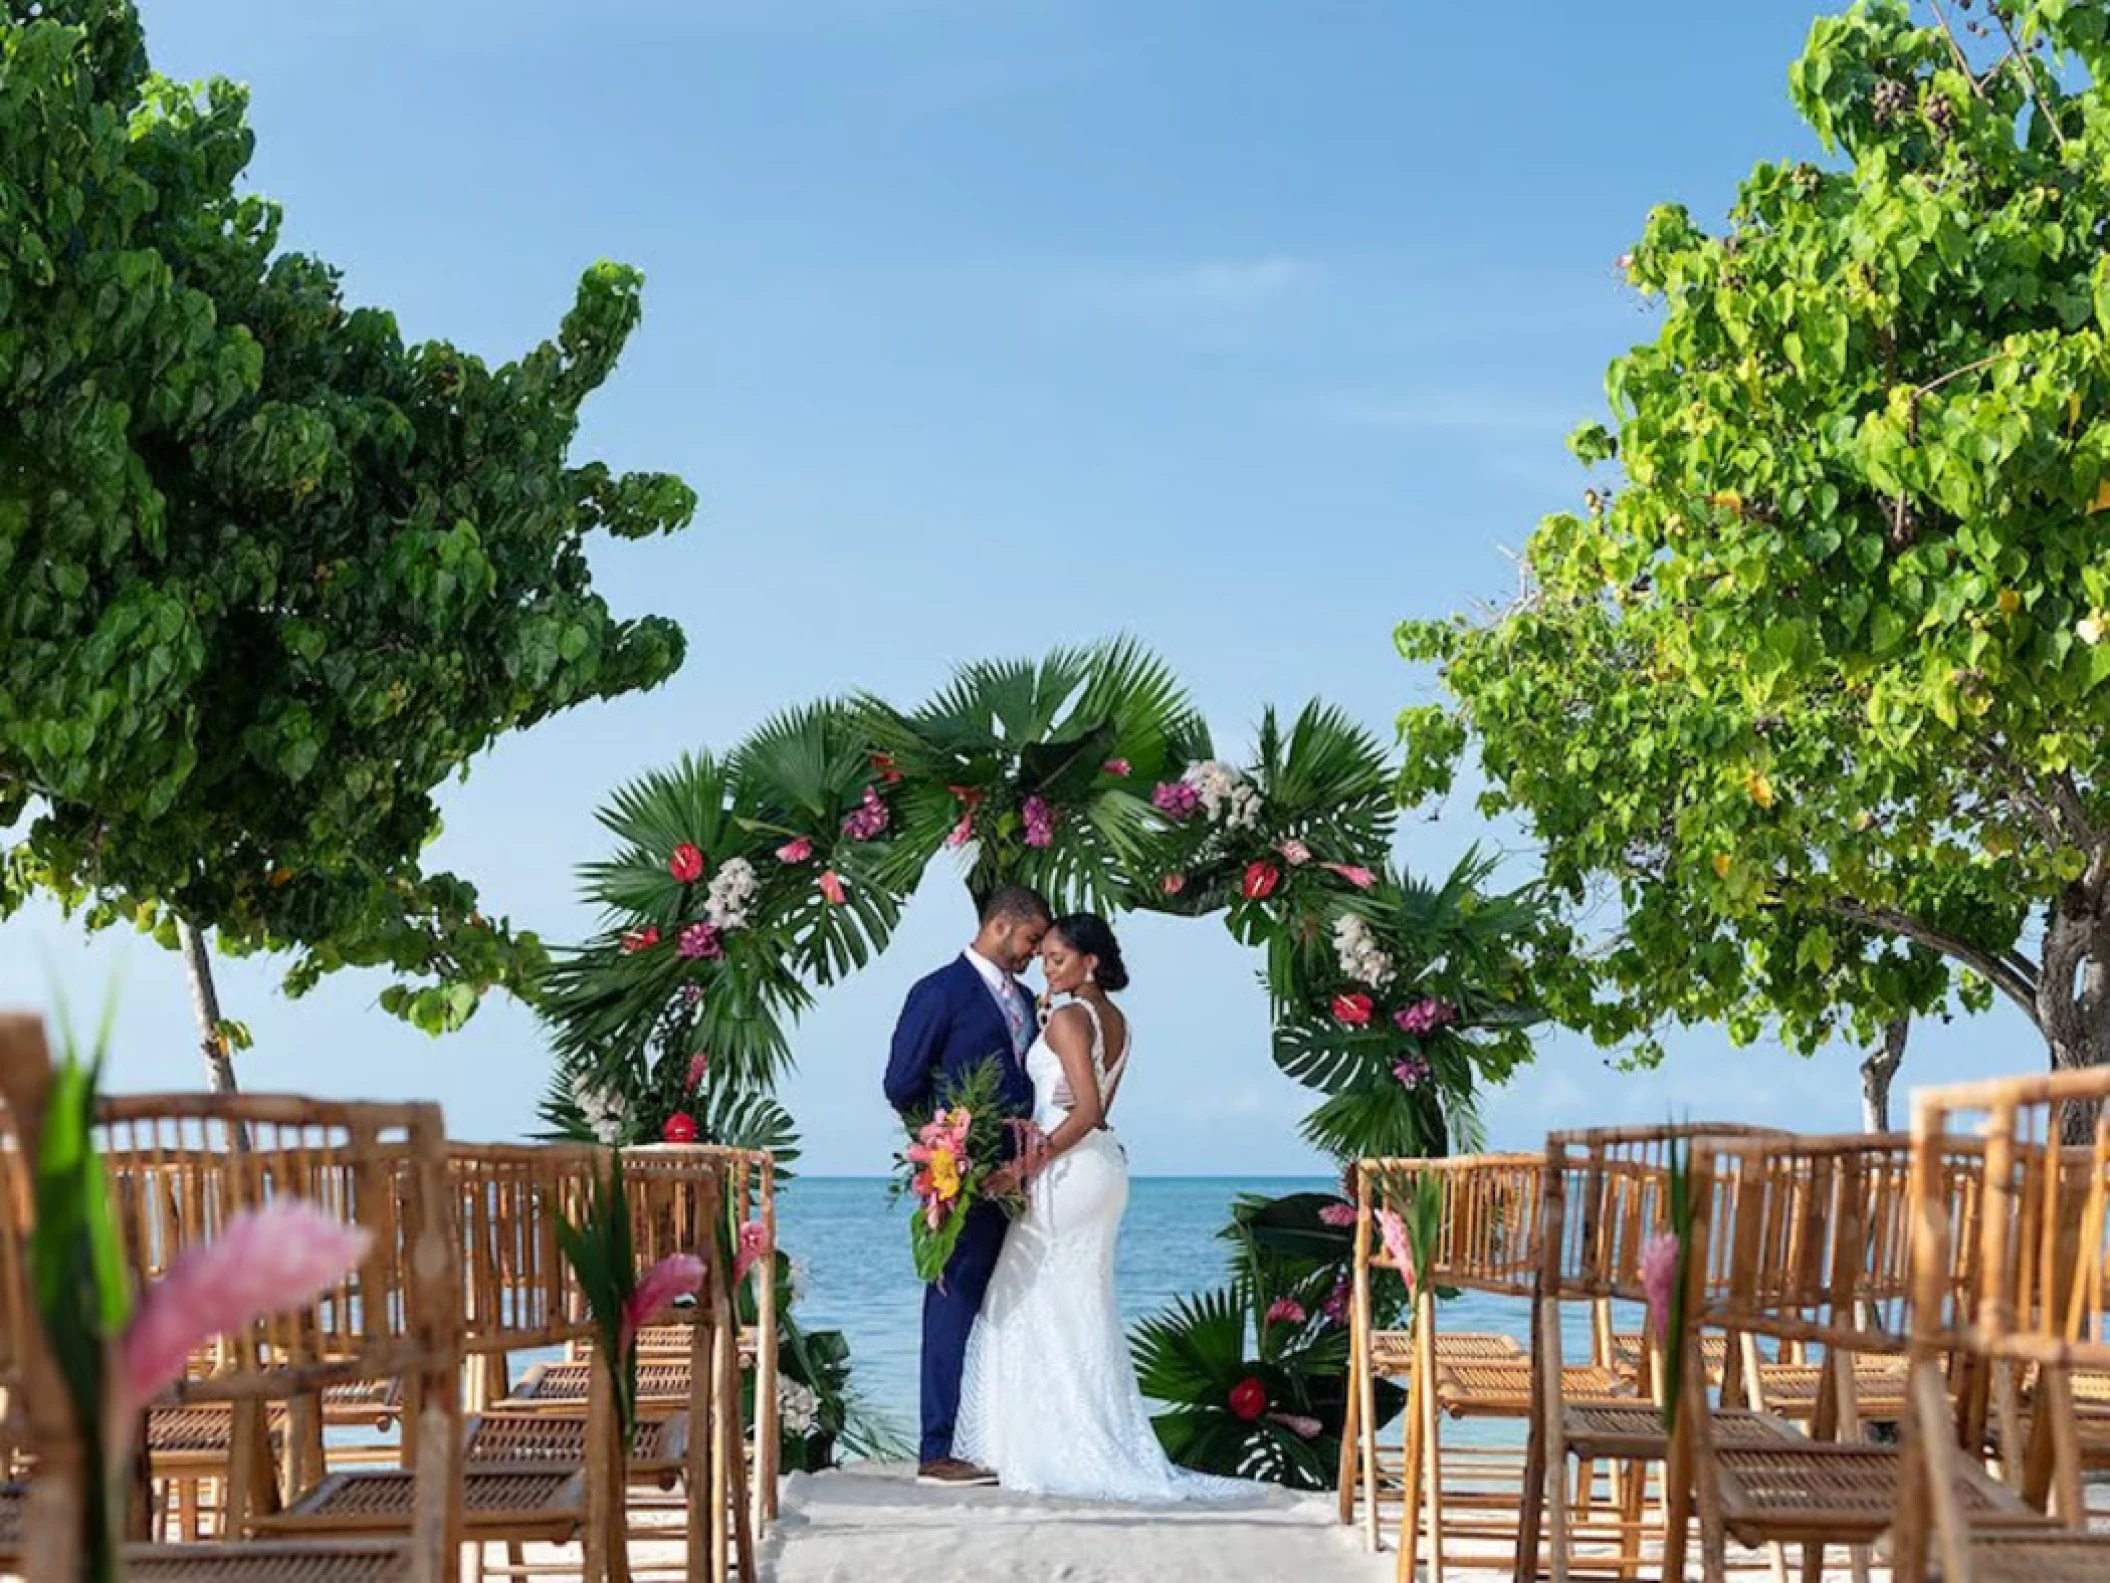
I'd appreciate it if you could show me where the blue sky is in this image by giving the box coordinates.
[3,0,2048,1172]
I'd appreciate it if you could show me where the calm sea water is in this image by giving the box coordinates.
[777,1176,1586,1447]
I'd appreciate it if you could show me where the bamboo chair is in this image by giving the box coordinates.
[1519,1124,1805,1583]
[1662,1132,2049,1583]
[0,1010,463,1583]
[1891,1071,2110,1583]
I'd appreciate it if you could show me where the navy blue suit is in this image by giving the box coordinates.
[883,955,1036,1464]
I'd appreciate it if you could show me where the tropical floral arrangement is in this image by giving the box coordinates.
[1641,1136,1694,1431]
[552,1150,707,1451]
[21,1016,374,1581]
[889,1058,1028,1284]
[734,1244,910,1472]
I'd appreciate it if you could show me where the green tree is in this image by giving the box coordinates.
[1398,0,2110,1124]
[0,1,694,1086]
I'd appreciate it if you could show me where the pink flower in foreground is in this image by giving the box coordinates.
[621,1254,706,1353]
[1324,863,1378,890]
[1375,1208,1415,1295]
[1318,1202,1357,1228]
[818,871,847,905]
[122,1201,372,1416]
[1641,1232,1680,1343]
[735,1220,773,1288]
[1265,1297,1307,1327]
[776,837,814,864]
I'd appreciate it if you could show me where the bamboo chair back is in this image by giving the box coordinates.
[1894,1072,2110,1582]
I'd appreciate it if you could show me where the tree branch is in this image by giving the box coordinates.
[1990,4,2069,150]
[1826,896,2039,1019]
[1924,0,1989,99]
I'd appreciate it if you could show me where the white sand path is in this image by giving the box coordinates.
[749,1462,1392,1582]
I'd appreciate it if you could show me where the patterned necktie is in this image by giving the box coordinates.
[998,973,1030,1057]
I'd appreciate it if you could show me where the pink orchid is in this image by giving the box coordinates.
[1324,863,1378,890]
[734,1220,773,1288]
[121,1200,372,1417]
[1375,1207,1416,1295]
[1021,794,1056,848]
[1318,1202,1357,1228]
[1641,1232,1681,1343]
[1265,1297,1307,1326]
[1151,781,1200,820]
[1278,838,1313,866]
[818,870,847,905]
[1321,1277,1350,1324]
[620,1254,706,1353]
[1395,997,1457,1036]
[776,836,814,864]
[842,785,890,841]
[1393,1055,1431,1090]
[677,921,723,960]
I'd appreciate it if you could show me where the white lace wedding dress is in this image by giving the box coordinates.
[955,999,1250,1501]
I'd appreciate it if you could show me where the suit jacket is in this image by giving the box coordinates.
[883,956,1036,1131]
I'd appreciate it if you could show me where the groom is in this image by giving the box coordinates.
[882,883,1051,1486]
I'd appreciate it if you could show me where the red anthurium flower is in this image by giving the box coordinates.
[668,843,705,883]
[947,785,982,807]
[620,926,660,954]
[662,1112,698,1144]
[870,752,904,783]
[1227,1376,1268,1422]
[1102,758,1132,777]
[1332,992,1374,1026]
[1242,860,1281,900]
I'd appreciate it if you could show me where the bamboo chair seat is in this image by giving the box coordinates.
[585,1321,759,1361]
[122,1542,416,1582]
[1368,1330,1523,1376]
[320,1378,403,1430]
[464,1409,691,1490]
[1610,1330,1731,1376]
[1434,1358,1630,1419]
[1909,1530,2110,1583]
[146,1403,287,1469]
[1709,1443,2045,1547]
[252,1464,583,1544]
[1747,1357,1912,1421]
[1561,1403,1797,1462]
[502,1359,693,1408]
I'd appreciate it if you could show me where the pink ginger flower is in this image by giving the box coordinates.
[945,814,975,848]
[818,870,847,905]
[1318,1202,1357,1228]
[776,836,814,864]
[1375,1207,1416,1295]
[620,1254,706,1353]
[677,921,723,960]
[1278,838,1313,866]
[121,1201,372,1416]
[1151,781,1200,820]
[1268,1411,1323,1439]
[734,1220,773,1288]
[1641,1231,1681,1342]
[1265,1297,1307,1327]
[1102,759,1132,777]
[1324,863,1378,890]
[1021,795,1056,848]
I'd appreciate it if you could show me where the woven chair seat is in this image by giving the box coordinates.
[1367,1330,1522,1376]
[465,1409,690,1488]
[571,1322,757,1360]
[1710,1444,2044,1546]
[1750,1358,1910,1420]
[122,1542,413,1582]
[253,1464,583,1544]
[1610,1330,1731,1374]
[1434,1360,1630,1418]
[320,1378,403,1429]
[1928,1530,2110,1583]
[147,1404,287,1468]
[1561,1403,1797,1461]
[502,1359,693,1408]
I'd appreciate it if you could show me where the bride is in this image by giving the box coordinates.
[954,911,1249,1501]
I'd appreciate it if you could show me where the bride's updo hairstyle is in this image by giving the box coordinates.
[1052,912,1130,993]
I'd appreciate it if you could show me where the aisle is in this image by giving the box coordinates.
[751,1463,1392,1582]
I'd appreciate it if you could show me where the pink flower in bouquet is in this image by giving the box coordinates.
[1394,997,1457,1036]
[1269,1411,1322,1439]
[1332,992,1374,1026]
[1318,1202,1357,1228]
[621,1254,706,1353]
[122,1201,371,1416]
[685,1051,708,1090]
[677,922,723,960]
[776,836,814,864]
[818,870,847,905]
[1022,795,1056,848]
[842,785,890,841]
[1375,1208,1415,1294]
[1278,838,1313,867]
[735,1220,773,1288]
[1393,1055,1431,1090]
[907,1107,974,1227]
[1641,1232,1681,1342]
[1102,759,1132,778]
[1265,1297,1307,1327]
[1324,863,1377,890]
[1152,781,1200,820]
[620,926,659,954]
[669,843,705,884]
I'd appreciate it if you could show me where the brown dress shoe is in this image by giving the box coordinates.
[916,1456,998,1487]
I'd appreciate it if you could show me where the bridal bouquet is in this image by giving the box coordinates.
[892,1057,1030,1284]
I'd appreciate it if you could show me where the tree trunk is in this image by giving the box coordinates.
[177,916,242,1094]
[2036,896,2108,1143]
[1859,1017,1909,1133]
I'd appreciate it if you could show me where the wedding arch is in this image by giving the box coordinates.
[537,638,1551,1485]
